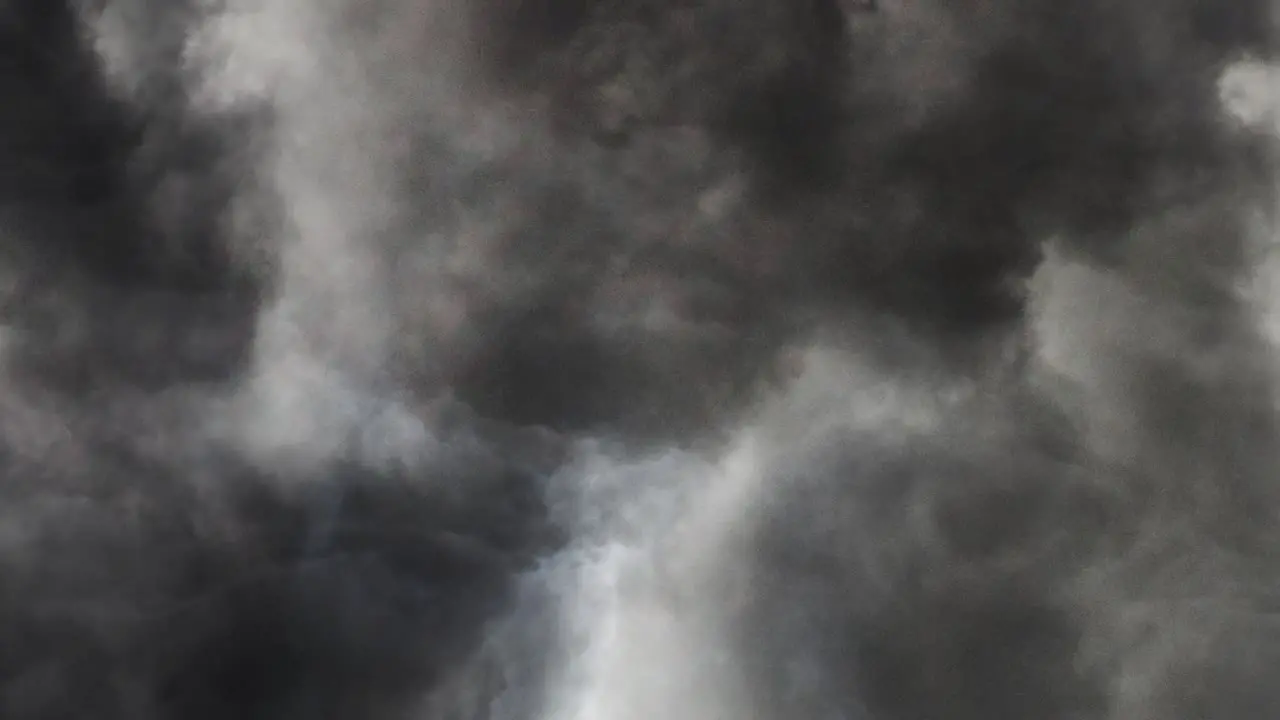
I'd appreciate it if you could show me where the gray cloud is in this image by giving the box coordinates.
[0,1,1274,718]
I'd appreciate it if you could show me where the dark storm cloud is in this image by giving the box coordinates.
[460,0,1275,411]
[0,0,1276,718]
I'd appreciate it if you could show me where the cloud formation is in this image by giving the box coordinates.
[0,0,1275,718]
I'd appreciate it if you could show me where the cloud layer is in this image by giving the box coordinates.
[0,1,1275,718]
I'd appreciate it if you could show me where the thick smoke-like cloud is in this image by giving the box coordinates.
[0,0,1276,718]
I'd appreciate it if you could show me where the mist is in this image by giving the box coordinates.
[0,0,1276,718]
